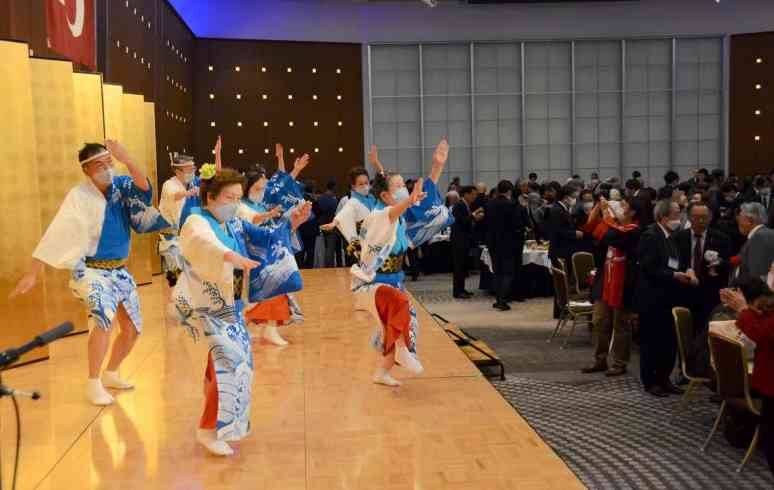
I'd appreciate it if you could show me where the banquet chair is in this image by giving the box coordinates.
[571,252,595,300]
[702,333,762,473]
[547,262,593,349]
[670,307,711,424]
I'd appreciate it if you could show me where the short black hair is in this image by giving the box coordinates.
[528,172,538,180]
[625,178,642,191]
[497,180,513,195]
[623,195,645,224]
[697,168,709,176]
[632,170,642,179]
[459,185,476,198]
[348,166,368,185]
[754,176,768,188]
[720,183,737,194]
[326,179,337,191]
[677,182,692,192]
[657,187,673,200]
[664,171,679,185]
[78,143,107,164]
[557,184,578,201]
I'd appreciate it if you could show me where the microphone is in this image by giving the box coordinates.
[0,322,74,368]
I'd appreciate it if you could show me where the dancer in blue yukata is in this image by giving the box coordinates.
[11,140,169,406]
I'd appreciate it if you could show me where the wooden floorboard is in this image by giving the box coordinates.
[1,269,582,490]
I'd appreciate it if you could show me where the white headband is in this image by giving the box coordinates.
[79,150,110,165]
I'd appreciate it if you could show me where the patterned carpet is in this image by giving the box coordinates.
[406,272,774,490]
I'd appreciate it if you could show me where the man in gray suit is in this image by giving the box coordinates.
[735,202,774,285]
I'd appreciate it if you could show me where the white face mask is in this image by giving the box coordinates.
[93,167,114,186]
[180,172,195,184]
[392,186,410,202]
[355,184,370,196]
[667,219,681,231]
[211,202,238,222]
[249,189,264,204]
[567,197,577,208]
[583,202,594,212]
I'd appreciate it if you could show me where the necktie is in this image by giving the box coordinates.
[693,235,702,272]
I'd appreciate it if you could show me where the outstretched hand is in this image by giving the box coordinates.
[291,201,313,230]
[291,154,310,179]
[409,177,427,206]
[105,139,131,163]
[224,251,260,271]
[429,138,449,183]
[368,144,384,174]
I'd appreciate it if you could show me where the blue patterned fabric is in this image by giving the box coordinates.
[263,171,305,213]
[178,175,201,232]
[243,219,303,302]
[70,263,142,332]
[89,176,169,260]
[403,179,454,248]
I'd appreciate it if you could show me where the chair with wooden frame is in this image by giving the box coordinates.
[547,259,593,349]
[669,307,711,423]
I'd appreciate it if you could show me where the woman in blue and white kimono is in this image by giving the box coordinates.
[174,165,310,456]
[351,139,453,387]
[238,143,310,345]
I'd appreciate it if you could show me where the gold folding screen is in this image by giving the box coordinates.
[122,93,153,286]
[29,58,89,334]
[0,41,48,364]
[73,72,106,142]
[144,102,162,275]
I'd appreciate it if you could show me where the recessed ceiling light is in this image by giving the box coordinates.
[208,65,213,71]
[288,94,293,100]
[755,109,762,115]
[289,121,294,127]
[262,94,268,100]
[313,121,319,127]
[237,121,243,127]
[264,148,270,154]
[263,121,269,127]
[338,121,343,126]
[338,147,344,152]
[754,135,761,141]
[336,68,341,74]
[210,121,216,127]
[209,93,215,99]
[287,67,292,73]
[235,66,241,72]
[261,66,267,72]
[236,94,242,100]
[337,95,342,100]
[312,94,318,100]
[755,83,762,90]
[756,57,763,64]
[238,149,244,154]
[314,148,319,153]
[312,68,317,73]
[289,148,295,153]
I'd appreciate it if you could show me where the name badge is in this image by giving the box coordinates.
[668,257,679,270]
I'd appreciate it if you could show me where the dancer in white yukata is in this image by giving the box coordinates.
[350,139,453,387]
[173,166,310,456]
[11,141,169,405]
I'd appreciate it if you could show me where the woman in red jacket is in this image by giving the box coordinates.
[721,281,774,475]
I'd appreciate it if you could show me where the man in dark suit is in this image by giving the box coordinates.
[545,184,584,271]
[485,180,527,311]
[451,185,483,298]
[735,202,774,285]
[625,178,654,227]
[674,202,732,333]
[636,199,695,397]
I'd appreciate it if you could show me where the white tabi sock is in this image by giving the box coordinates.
[395,346,424,375]
[86,378,114,406]
[102,370,134,390]
[196,428,234,456]
[372,368,402,387]
[262,322,288,346]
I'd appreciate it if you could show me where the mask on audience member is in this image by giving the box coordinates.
[667,219,681,231]
[248,189,264,204]
[567,197,577,208]
[392,187,410,202]
[583,202,594,212]
[93,168,114,186]
[181,172,195,184]
[761,187,771,196]
[211,202,238,222]
[355,184,370,196]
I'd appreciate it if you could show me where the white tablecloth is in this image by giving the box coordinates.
[480,246,551,273]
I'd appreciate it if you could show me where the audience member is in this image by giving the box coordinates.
[485,180,527,311]
[451,185,483,299]
[735,202,774,285]
[317,179,340,268]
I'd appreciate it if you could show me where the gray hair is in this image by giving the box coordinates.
[740,202,768,225]
[653,199,674,222]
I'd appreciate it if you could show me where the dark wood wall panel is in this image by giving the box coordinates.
[193,39,364,192]
[730,31,774,177]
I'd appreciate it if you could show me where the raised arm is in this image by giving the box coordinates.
[106,140,149,192]
[290,154,310,180]
[214,136,222,172]
[368,144,385,175]
[429,138,449,184]
[389,178,427,223]
[275,143,286,172]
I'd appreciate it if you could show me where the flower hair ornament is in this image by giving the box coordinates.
[199,163,217,180]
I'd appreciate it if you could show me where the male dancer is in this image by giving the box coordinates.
[11,140,168,405]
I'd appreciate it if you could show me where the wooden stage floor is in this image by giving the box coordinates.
[1,269,582,490]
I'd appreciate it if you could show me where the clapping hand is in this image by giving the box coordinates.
[720,288,748,313]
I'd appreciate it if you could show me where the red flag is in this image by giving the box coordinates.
[45,0,96,69]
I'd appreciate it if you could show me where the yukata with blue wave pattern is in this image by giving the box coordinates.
[33,175,169,333]
[350,180,454,357]
[174,207,302,441]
